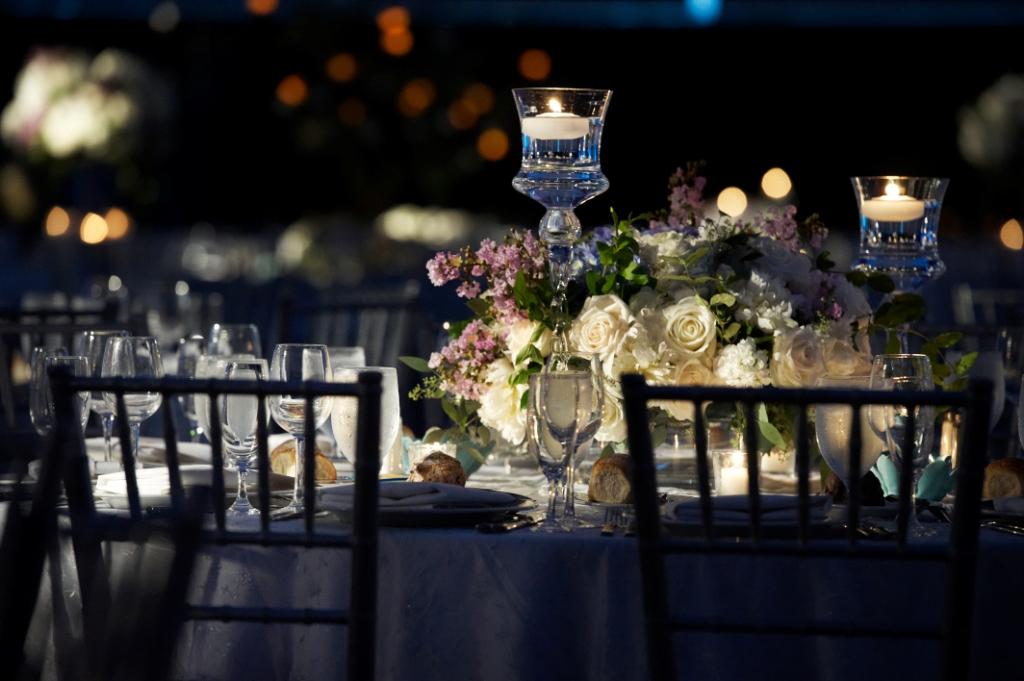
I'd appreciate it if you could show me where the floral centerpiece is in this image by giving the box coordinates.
[403,164,970,467]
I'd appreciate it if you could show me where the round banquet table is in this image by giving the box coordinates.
[17,459,1024,681]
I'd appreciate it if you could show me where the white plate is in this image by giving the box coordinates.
[328,491,536,527]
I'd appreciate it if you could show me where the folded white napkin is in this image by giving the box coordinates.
[671,494,831,525]
[319,482,520,510]
[95,464,293,497]
[85,437,212,467]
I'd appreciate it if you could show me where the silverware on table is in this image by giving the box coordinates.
[981,519,1024,537]
[476,514,538,533]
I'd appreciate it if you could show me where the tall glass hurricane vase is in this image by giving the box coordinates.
[852,176,948,350]
[512,88,611,338]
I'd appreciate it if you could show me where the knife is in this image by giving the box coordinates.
[476,515,538,533]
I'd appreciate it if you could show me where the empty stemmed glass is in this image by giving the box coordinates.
[219,358,269,516]
[176,335,206,442]
[868,354,935,536]
[539,352,603,530]
[269,344,332,514]
[814,374,886,483]
[209,323,262,358]
[331,366,401,474]
[73,330,128,461]
[101,336,164,467]
[527,373,568,532]
[30,352,90,436]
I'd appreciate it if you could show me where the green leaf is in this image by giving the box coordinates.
[586,270,600,295]
[932,363,952,380]
[441,398,464,428]
[601,276,616,294]
[757,413,787,450]
[933,332,962,349]
[845,271,868,288]
[520,389,530,410]
[723,322,741,340]
[885,331,901,354]
[955,351,978,377]
[509,370,529,386]
[466,298,490,317]
[398,355,433,373]
[867,273,896,293]
[710,292,736,308]
[816,251,836,271]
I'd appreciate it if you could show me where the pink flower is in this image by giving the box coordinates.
[426,252,461,286]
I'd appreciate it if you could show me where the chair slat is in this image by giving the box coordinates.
[795,404,810,547]
[846,404,863,547]
[162,395,185,513]
[692,400,713,543]
[742,401,761,544]
[206,385,226,531]
[255,395,271,536]
[897,409,917,549]
[303,390,317,536]
[115,392,141,519]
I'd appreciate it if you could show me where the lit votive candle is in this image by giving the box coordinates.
[715,450,750,496]
[860,180,926,222]
[520,97,589,140]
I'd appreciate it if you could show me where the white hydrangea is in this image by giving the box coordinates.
[714,338,771,387]
[476,359,527,445]
[734,270,798,334]
[830,274,873,322]
[756,238,814,294]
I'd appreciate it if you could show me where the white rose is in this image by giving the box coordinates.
[569,294,633,359]
[771,327,825,387]
[596,377,627,444]
[476,359,527,445]
[662,296,716,364]
[822,336,872,377]
[655,358,716,422]
[506,320,553,365]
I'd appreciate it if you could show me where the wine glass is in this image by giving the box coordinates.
[219,358,269,516]
[72,329,128,461]
[512,88,611,340]
[176,335,206,442]
[269,344,332,514]
[30,352,90,436]
[540,352,603,530]
[194,353,256,455]
[526,373,568,533]
[328,346,366,370]
[814,374,886,484]
[209,323,262,358]
[101,337,164,467]
[330,366,401,473]
[868,354,934,536]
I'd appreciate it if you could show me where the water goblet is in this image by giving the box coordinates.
[526,373,569,533]
[814,374,886,485]
[101,337,164,467]
[540,352,603,530]
[73,329,128,461]
[219,358,269,516]
[209,323,262,358]
[868,354,935,536]
[269,344,332,514]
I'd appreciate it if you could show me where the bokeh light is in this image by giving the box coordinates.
[380,29,414,56]
[761,167,793,199]
[276,74,309,107]
[246,0,278,15]
[148,1,180,32]
[717,187,748,217]
[326,53,358,83]
[447,99,478,130]
[518,49,551,81]
[477,128,509,161]
[80,212,109,245]
[376,6,410,32]
[44,206,70,237]
[338,97,367,127]
[105,207,131,239]
[462,83,495,114]
[397,79,436,117]
[1000,219,1024,250]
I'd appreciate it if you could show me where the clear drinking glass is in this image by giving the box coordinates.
[219,358,269,516]
[330,366,401,473]
[814,374,886,483]
[868,354,935,536]
[194,353,256,453]
[527,373,569,533]
[176,335,206,442]
[101,336,164,466]
[269,344,332,514]
[73,329,129,461]
[540,352,603,530]
[327,346,366,370]
[30,352,90,436]
[209,323,262,358]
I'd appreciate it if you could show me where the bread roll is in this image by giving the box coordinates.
[588,453,633,504]
[408,452,466,486]
[983,458,1024,499]
[270,440,337,483]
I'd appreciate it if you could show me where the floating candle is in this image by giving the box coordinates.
[520,96,589,140]
[860,181,926,222]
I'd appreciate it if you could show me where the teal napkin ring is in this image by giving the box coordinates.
[870,453,956,503]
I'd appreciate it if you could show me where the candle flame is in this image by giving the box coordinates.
[884,181,903,198]
[547,97,562,114]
